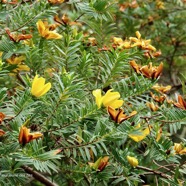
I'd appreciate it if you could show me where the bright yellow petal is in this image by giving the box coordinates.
[143,127,151,136]
[31,75,39,91]
[14,56,25,64]
[29,132,43,141]
[129,126,150,142]
[129,133,146,142]
[31,75,45,96]
[92,89,103,108]
[135,31,141,39]
[129,37,139,42]
[179,148,186,155]
[102,89,123,108]
[45,31,62,39]
[17,64,30,71]
[34,82,51,97]
[31,75,51,97]
[106,100,124,109]
[36,20,46,36]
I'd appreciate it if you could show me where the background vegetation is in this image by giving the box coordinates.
[0,0,186,185]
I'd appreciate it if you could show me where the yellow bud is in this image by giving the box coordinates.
[127,156,138,167]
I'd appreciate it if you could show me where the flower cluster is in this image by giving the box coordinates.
[130,60,163,79]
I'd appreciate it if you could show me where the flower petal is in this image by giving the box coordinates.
[36,20,46,36]
[45,31,62,39]
[92,89,103,108]
[102,89,123,108]
[35,82,51,97]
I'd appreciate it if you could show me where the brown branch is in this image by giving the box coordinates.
[21,165,57,186]
[136,165,172,179]
[153,160,175,174]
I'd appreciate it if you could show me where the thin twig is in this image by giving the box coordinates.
[153,160,175,174]
[22,165,57,186]
[136,165,172,179]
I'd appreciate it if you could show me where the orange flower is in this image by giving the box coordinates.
[0,112,5,124]
[107,106,137,124]
[174,143,186,155]
[144,50,162,59]
[0,129,5,136]
[19,126,43,145]
[5,28,32,42]
[119,1,138,11]
[2,0,18,4]
[150,92,166,104]
[48,0,64,4]
[129,60,140,74]
[140,62,163,79]
[88,156,109,171]
[88,37,97,46]
[174,95,186,110]
[130,61,163,79]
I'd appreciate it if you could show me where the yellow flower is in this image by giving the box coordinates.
[31,75,51,98]
[174,143,186,155]
[174,95,186,110]
[19,125,43,146]
[36,20,62,40]
[6,55,25,65]
[150,92,165,104]
[113,37,123,45]
[92,89,124,109]
[156,0,165,9]
[127,156,138,167]
[112,37,131,49]
[129,31,156,51]
[129,124,151,142]
[6,55,30,72]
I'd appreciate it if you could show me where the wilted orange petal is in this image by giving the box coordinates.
[0,129,5,136]
[153,62,163,79]
[174,95,186,110]
[129,60,140,73]
[98,156,109,171]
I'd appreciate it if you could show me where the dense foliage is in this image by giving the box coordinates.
[0,0,186,185]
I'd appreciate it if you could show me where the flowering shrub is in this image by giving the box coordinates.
[0,0,186,185]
